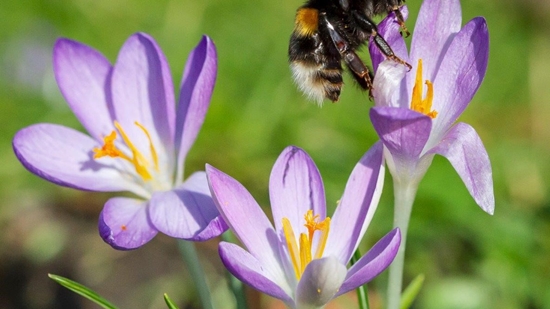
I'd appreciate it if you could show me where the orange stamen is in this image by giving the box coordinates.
[410,59,438,119]
[283,210,331,280]
[93,121,159,181]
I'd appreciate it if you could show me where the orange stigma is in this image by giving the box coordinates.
[410,59,437,119]
[93,121,159,181]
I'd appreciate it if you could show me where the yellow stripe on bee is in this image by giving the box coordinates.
[295,8,318,37]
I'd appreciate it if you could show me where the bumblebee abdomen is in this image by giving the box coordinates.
[290,61,343,104]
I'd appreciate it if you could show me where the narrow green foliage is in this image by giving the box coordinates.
[48,274,118,309]
[400,273,425,309]
[163,293,179,309]
[350,250,370,309]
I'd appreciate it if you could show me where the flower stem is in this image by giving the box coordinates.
[178,240,214,309]
[386,180,419,309]
[222,232,248,309]
[351,250,370,309]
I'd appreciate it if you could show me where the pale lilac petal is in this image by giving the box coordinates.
[206,165,288,287]
[175,36,217,183]
[269,146,326,235]
[370,107,432,163]
[111,33,175,164]
[219,242,293,303]
[430,18,489,143]
[428,123,494,214]
[295,257,347,309]
[409,0,462,82]
[325,142,384,264]
[369,6,409,72]
[372,60,408,108]
[148,171,227,240]
[99,197,158,250]
[53,39,114,141]
[336,228,400,296]
[13,124,147,196]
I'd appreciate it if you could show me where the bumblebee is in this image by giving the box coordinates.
[289,0,411,104]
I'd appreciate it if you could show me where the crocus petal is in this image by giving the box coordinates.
[324,142,384,264]
[409,0,462,82]
[13,123,147,196]
[53,38,114,141]
[372,60,408,108]
[336,228,401,296]
[295,256,347,309]
[175,36,217,183]
[99,197,158,250]
[369,6,409,72]
[269,146,326,234]
[370,107,432,163]
[148,171,227,240]
[430,17,489,144]
[111,33,175,162]
[219,242,293,303]
[428,122,494,214]
[206,164,288,288]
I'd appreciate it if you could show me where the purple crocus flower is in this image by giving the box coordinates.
[367,1,494,307]
[206,144,400,309]
[368,0,494,214]
[13,33,227,250]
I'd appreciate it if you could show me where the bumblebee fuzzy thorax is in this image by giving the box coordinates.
[288,0,409,104]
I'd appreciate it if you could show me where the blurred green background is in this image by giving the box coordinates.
[1,0,549,308]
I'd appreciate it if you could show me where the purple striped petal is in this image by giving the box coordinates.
[111,33,175,165]
[428,123,494,214]
[148,171,227,240]
[53,38,114,141]
[99,197,158,250]
[336,228,401,296]
[206,164,288,287]
[13,123,147,196]
[409,0,462,83]
[324,142,384,264]
[295,257,347,308]
[369,6,409,72]
[219,242,293,303]
[269,146,326,235]
[430,17,489,144]
[175,36,217,184]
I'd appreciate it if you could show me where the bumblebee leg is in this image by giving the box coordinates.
[351,11,412,71]
[323,16,374,98]
[391,6,410,37]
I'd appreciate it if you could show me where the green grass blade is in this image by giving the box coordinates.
[400,273,425,309]
[48,274,118,309]
[163,293,179,309]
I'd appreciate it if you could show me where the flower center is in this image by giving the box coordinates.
[93,121,159,182]
[282,210,330,280]
[410,59,437,119]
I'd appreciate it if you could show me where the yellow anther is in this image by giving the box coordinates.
[93,121,160,182]
[299,233,312,274]
[283,218,301,280]
[283,210,331,280]
[410,59,438,119]
[134,121,159,172]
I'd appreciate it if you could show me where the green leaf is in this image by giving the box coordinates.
[164,293,179,309]
[400,273,425,309]
[48,274,118,309]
